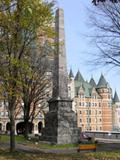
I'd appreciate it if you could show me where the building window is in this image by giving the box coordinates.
[80,111,82,114]
[87,110,91,115]
[89,110,91,115]
[87,118,91,123]
[99,103,101,107]
[1,112,4,117]
[68,86,71,90]
[6,112,8,116]
[108,102,112,107]
[80,94,84,98]
[89,118,91,123]
[108,95,111,99]
[85,102,88,107]
[93,95,97,99]
[80,102,84,106]
[100,119,102,122]
[0,101,4,107]
[95,118,97,123]
[89,102,91,107]
[80,119,82,123]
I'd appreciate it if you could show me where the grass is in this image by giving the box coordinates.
[1,135,120,160]
[0,135,26,143]
[0,134,78,149]
[0,148,120,160]
[86,151,120,160]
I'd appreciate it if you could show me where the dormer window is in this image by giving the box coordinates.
[80,94,84,98]
[92,94,97,99]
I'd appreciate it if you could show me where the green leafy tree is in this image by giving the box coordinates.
[0,0,54,152]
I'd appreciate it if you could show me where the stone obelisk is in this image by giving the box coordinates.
[42,8,79,144]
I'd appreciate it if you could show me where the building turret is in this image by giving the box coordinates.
[97,74,108,88]
[89,77,96,87]
[69,68,74,79]
[74,70,84,82]
[68,68,75,99]
[113,91,120,103]
[97,74,112,131]
[112,91,120,131]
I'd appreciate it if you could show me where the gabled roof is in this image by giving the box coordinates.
[74,70,84,82]
[113,91,120,103]
[75,81,92,97]
[97,74,108,88]
[89,77,96,87]
[69,69,74,78]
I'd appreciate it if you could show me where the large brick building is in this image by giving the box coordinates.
[68,69,120,132]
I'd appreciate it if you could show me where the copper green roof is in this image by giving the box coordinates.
[75,80,93,97]
[69,69,74,78]
[113,91,120,102]
[97,74,108,88]
[89,77,96,87]
[74,70,84,82]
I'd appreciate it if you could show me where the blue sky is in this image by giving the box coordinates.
[57,0,120,97]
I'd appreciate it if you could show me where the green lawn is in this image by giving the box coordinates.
[0,135,26,143]
[0,134,78,149]
[0,148,120,160]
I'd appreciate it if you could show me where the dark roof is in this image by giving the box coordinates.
[97,74,108,88]
[69,69,74,78]
[74,70,84,82]
[89,77,96,87]
[113,91,120,102]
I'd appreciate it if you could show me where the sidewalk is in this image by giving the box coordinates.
[96,138,120,143]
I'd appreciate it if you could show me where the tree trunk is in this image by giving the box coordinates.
[24,102,30,139]
[24,117,29,138]
[9,107,15,152]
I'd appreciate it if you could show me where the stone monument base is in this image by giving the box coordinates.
[41,98,80,144]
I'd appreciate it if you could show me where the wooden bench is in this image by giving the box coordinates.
[77,144,96,152]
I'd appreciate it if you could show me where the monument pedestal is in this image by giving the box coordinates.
[42,98,79,144]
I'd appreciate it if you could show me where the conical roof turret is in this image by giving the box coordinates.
[113,91,120,103]
[74,70,84,82]
[97,74,108,88]
[69,69,74,78]
[89,77,96,87]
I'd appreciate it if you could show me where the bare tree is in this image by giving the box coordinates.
[20,40,54,138]
[92,0,120,6]
[88,1,120,68]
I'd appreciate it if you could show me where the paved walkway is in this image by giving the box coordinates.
[0,141,120,154]
[96,138,120,143]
